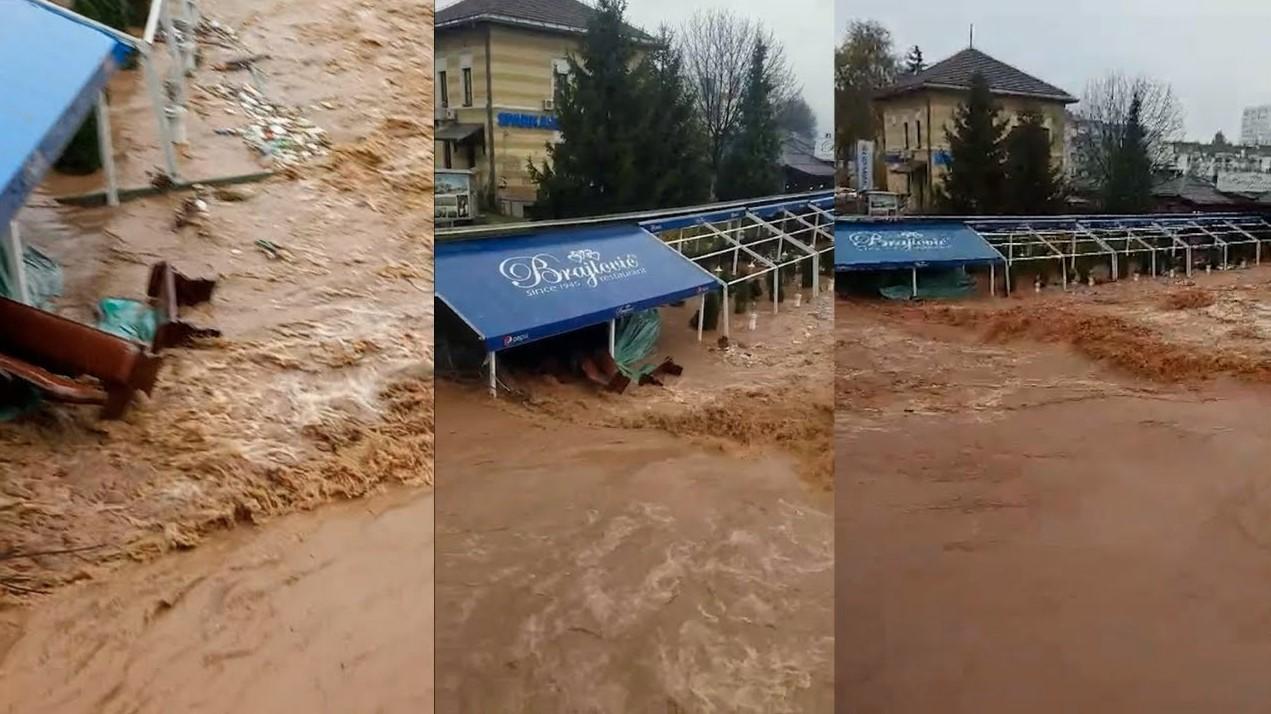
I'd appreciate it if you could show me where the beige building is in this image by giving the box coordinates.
[873,48,1077,212]
[435,0,648,217]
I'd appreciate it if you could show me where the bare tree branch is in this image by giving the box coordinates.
[1073,72,1185,188]
[678,9,798,178]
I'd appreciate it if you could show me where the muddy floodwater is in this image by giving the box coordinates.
[436,386,834,712]
[837,271,1271,712]
[0,487,433,714]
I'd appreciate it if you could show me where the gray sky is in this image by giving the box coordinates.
[836,0,1271,142]
[438,0,835,138]
[625,0,834,138]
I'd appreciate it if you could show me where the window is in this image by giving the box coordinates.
[462,67,473,107]
[904,122,910,149]
[916,120,922,148]
[550,58,570,101]
[438,70,448,109]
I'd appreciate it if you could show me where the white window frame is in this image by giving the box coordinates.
[436,57,449,110]
[550,58,570,100]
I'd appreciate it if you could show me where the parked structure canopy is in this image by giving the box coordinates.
[436,223,717,352]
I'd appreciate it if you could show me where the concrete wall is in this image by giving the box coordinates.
[435,25,578,213]
[435,28,489,172]
[486,25,577,207]
[876,89,1069,211]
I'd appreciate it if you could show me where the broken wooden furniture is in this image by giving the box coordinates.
[147,261,220,351]
[0,296,162,418]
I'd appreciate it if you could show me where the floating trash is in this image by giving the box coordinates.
[204,82,331,166]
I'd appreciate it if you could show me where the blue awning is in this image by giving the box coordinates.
[0,0,134,228]
[437,223,717,351]
[835,220,1003,271]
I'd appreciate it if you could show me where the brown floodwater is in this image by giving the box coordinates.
[837,285,1271,713]
[435,384,834,712]
[0,486,434,714]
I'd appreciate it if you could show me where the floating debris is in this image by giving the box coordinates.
[255,239,288,261]
[197,18,243,48]
[203,82,331,166]
[175,185,212,232]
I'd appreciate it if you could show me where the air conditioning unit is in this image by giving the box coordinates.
[443,108,457,121]
[542,98,555,111]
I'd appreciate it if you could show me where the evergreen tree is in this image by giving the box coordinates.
[633,28,711,209]
[528,0,644,218]
[1102,93,1154,212]
[776,95,817,139]
[716,40,783,200]
[1003,110,1064,214]
[1212,130,1229,147]
[904,45,924,74]
[938,72,1009,213]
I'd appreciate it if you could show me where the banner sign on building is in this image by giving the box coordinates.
[856,140,874,191]
[496,112,559,131]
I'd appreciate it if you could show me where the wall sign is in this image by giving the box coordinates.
[496,112,559,130]
[498,249,646,297]
[856,139,875,190]
[848,231,950,251]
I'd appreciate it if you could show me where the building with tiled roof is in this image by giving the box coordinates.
[435,0,651,217]
[871,47,1077,212]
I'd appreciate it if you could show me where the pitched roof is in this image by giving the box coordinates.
[781,133,835,177]
[437,0,652,40]
[879,48,1076,103]
[1151,175,1235,205]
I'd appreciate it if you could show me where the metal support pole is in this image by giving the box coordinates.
[1005,260,1012,295]
[141,54,180,180]
[488,351,497,398]
[159,8,188,107]
[95,92,119,207]
[722,284,730,337]
[772,269,779,315]
[1061,258,1068,289]
[608,319,616,356]
[1150,250,1156,277]
[1186,246,1193,277]
[5,221,29,305]
[1258,241,1262,265]
[697,294,705,342]
[178,0,199,76]
[990,262,995,297]
[1007,240,1014,295]
[812,253,820,298]
[911,267,918,299]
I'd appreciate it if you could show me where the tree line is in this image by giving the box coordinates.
[530,0,812,219]
[836,19,1183,215]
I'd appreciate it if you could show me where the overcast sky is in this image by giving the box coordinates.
[836,0,1271,142]
[438,0,835,138]
[624,0,834,138]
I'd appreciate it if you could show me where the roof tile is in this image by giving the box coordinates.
[880,48,1076,103]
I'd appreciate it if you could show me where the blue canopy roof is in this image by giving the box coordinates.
[437,223,717,351]
[0,0,134,227]
[835,220,1003,271]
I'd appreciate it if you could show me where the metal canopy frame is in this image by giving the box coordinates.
[965,213,1271,292]
[651,199,832,335]
[6,0,197,305]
